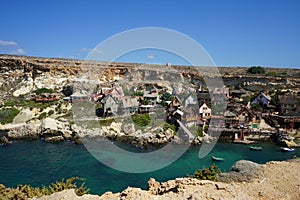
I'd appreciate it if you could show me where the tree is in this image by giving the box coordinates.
[62,85,73,96]
[191,164,221,181]
[160,92,174,102]
[247,66,265,74]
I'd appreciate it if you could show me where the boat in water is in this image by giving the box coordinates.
[249,146,263,151]
[211,156,224,161]
[281,147,295,152]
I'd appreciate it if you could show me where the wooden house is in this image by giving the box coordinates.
[251,91,271,107]
[237,106,256,124]
[121,96,139,114]
[101,87,124,101]
[199,103,211,119]
[196,90,211,105]
[100,94,118,117]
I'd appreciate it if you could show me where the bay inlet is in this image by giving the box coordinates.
[0,138,299,195]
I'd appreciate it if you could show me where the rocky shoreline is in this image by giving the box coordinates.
[32,159,300,200]
[2,116,298,148]
[0,117,215,147]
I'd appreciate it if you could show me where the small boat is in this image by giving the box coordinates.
[249,146,263,151]
[281,147,295,152]
[211,156,224,161]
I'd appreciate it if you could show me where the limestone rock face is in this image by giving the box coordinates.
[122,123,135,135]
[120,187,152,200]
[147,178,160,195]
[44,135,64,143]
[164,128,174,140]
[109,122,122,134]
[192,136,202,145]
[231,160,262,173]
[41,118,58,132]
[218,160,262,182]
[33,189,102,200]
[0,136,9,145]
[7,118,73,142]
[7,122,40,139]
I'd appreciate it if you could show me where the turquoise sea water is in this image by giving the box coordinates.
[0,137,299,195]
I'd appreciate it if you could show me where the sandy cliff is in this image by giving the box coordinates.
[1,54,300,100]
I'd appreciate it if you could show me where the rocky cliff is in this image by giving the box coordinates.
[1,54,300,100]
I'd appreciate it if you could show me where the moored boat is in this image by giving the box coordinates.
[211,156,224,161]
[249,146,263,151]
[281,147,295,152]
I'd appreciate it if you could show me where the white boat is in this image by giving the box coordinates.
[249,146,263,151]
[211,156,225,161]
[281,147,295,152]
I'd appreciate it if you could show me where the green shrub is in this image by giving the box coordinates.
[163,122,177,133]
[196,129,204,137]
[132,114,151,127]
[95,103,102,110]
[0,108,20,124]
[132,91,144,96]
[251,104,262,111]
[48,110,54,116]
[33,88,53,95]
[191,164,221,181]
[280,71,288,76]
[4,100,15,107]
[6,99,53,110]
[0,177,89,199]
[187,125,203,137]
[38,112,47,120]
[241,96,251,105]
[160,92,175,101]
[139,99,150,105]
[247,66,265,74]
[267,71,277,76]
[204,125,209,133]
[99,118,115,126]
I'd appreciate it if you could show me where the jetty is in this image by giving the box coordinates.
[233,129,255,144]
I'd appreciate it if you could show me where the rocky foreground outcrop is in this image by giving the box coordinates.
[34,160,300,200]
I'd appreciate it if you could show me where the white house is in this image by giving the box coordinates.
[199,103,211,119]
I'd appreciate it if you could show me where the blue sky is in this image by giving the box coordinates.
[0,0,299,68]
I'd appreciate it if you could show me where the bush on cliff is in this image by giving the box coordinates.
[38,112,47,120]
[132,114,151,127]
[247,66,265,74]
[163,122,177,133]
[191,164,221,181]
[33,87,53,95]
[0,108,20,124]
[0,177,89,199]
